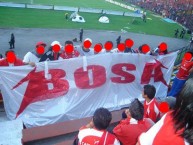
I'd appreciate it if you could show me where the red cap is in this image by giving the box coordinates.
[36,41,46,48]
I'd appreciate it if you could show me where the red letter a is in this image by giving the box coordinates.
[141,59,168,87]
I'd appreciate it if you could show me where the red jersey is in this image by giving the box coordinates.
[144,98,160,123]
[59,50,80,59]
[0,58,24,66]
[176,59,193,79]
[113,118,153,145]
[78,127,120,145]
[138,112,189,145]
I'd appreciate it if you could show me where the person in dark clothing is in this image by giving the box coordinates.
[79,28,83,42]
[65,13,69,21]
[9,33,15,49]
[180,28,186,38]
[142,11,147,22]
[124,38,135,53]
[39,41,61,62]
[190,35,193,50]
[174,29,179,38]
[116,35,121,47]
[0,54,3,59]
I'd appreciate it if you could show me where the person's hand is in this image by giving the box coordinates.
[24,62,36,67]
[28,62,36,67]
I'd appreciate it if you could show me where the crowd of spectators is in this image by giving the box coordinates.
[76,79,193,145]
[127,0,193,32]
[0,38,170,67]
[73,47,193,144]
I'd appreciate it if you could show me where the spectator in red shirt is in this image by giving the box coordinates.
[168,52,193,97]
[142,84,160,123]
[77,108,120,145]
[113,99,154,145]
[137,78,193,145]
[59,40,80,59]
[0,50,24,66]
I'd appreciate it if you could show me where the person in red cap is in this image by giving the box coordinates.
[168,52,193,97]
[124,38,136,53]
[23,41,46,63]
[59,40,80,59]
[0,50,24,66]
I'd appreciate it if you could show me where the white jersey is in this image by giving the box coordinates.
[75,45,94,56]
[111,48,124,53]
[23,52,40,63]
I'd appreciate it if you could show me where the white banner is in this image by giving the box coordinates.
[0,53,177,128]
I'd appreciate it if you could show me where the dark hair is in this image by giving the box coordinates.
[186,51,193,56]
[105,41,113,47]
[5,50,15,56]
[144,84,156,100]
[0,54,3,59]
[93,108,112,130]
[162,49,168,55]
[138,44,147,53]
[138,45,142,53]
[172,78,193,144]
[129,99,144,120]
[65,40,73,45]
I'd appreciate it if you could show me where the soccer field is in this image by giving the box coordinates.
[0,0,186,38]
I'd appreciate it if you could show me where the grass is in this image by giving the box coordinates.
[0,0,190,38]
[0,7,185,38]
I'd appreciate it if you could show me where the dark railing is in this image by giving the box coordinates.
[173,45,190,66]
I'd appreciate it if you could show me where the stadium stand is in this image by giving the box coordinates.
[127,0,193,32]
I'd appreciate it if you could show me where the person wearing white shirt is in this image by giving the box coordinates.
[23,41,46,63]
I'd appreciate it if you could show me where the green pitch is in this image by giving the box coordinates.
[0,0,186,38]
